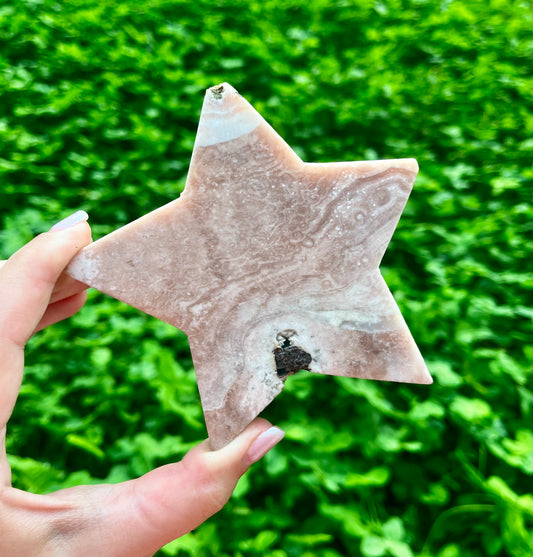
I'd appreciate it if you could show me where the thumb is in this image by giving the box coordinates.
[88,419,284,556]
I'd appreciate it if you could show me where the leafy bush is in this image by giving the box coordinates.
[1,0,531,555]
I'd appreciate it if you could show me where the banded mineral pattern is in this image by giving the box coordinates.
[67,83,432,449]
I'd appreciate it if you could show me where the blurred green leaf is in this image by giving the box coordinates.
[450,396,492,422]
[361,536,387,557]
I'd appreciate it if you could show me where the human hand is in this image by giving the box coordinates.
[0,211,285,556]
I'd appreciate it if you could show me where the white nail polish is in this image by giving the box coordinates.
[247,427,285,463]
[49,210,89,231]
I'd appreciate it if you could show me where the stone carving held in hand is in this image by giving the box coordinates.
[67,83,432,449]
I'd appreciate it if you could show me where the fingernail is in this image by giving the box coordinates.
[247,426,285,463]
[49,210,89,231]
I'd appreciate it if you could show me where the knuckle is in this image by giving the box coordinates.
[184,453,232,518]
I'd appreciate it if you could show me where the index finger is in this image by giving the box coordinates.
[0,215,92,429]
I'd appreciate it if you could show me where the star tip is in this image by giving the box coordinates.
[395,158,418,175]
[407,158,419,174]
[207,82,238,100]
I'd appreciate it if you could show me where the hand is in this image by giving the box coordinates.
[0,211,285,557]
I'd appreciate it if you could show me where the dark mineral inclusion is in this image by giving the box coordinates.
[273,338,312,378]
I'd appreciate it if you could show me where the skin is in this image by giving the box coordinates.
[0,221,280,556]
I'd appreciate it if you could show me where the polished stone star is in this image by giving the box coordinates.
[67,83,431,449]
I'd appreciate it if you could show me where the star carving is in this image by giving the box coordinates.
[67,83,431,449]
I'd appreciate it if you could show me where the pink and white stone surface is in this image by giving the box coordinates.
[67,83,432,449]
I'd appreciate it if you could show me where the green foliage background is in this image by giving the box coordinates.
[1,0,531,555]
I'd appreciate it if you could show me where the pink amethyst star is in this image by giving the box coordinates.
[67,83,431,449]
